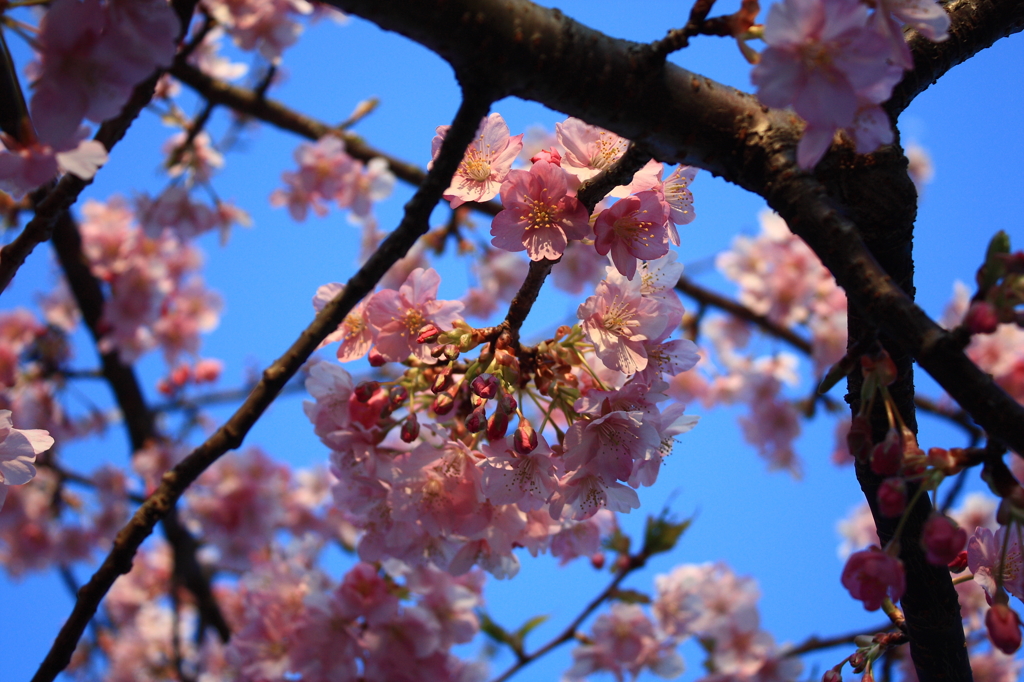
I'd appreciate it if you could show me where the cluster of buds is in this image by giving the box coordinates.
[962,231,1024,335]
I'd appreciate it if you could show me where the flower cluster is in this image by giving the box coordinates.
[271,135,396,223]
[79,197,224,363]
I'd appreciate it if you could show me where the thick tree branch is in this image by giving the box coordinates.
[326,0,1024,453]
[31,87,495,682]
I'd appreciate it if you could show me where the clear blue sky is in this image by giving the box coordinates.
[0,2,1021,680]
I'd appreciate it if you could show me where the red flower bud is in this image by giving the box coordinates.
[431,370,453,394]
[948,550,968,573]
[388,385,408,410]
[368,348,386,367]
[877,477,907,517]
[965,300,999,335]
[870,429,903,476]
[921,513,967,566]
[847,415,872,462]
[822,670,842,682]
[432,391,455,416]
[530,147,562,166]
[470,373,499,400]
[417,323,441,344]
[513,419,538,455]
[589,552,605,570]
[487,410,509,441]
[400,413,420,442]
[841,547,905,611]
[354,381,380,403]
[986,603,1022,654]
[465,407,487,433]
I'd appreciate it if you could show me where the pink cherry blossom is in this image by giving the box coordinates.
[203,0,314,61]
[312,282,373,362]
[594,191,670,280]
[578,276,668,374]
[489,160,591,261]
[431,113,523,208]
[555,117,629,182]
[31,0,178,150]
[751,0,895,168]
[0,409,54,511]
[841,546,906,611]
[967,526,1024,601]
[366,267,464,363]
[270,135,357,221]
[565,603,684,681]
[921,513,967,566]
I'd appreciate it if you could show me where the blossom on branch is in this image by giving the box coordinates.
[431,113,523,208]
[0,409,54,511]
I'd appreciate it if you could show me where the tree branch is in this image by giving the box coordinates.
[30,86,496,682]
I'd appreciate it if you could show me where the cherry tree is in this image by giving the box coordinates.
[0,0,1021,681]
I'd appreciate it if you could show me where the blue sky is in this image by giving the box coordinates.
[0,2,1022,680]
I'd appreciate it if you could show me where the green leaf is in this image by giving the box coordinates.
[642,509,692,557]
[513,614,549,640]
[479,611,514,647]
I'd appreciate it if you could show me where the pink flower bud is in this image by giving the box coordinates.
[194,359,223,384]
[822,670,842,682]
[170,363,192,387]
[870,429,903,476]
[465,407,487,433]
[513,419,538,455]
[400,413,420,442]
[965,300,999,335]
[530,147,562,165]
[487,410,509,441]
[921,514,967,566]
[471,373,499,400]
[841,547,905,611]
[368,348,387,367]
[877,477,907,517]
[355,381,380,403]
[948,550,968,573]
[986,603,1022,654]
[417,323,441,344]
[590,552,605,570]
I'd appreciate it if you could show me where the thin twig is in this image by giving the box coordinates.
[785,623,894,657]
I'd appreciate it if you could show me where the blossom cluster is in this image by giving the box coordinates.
[567,562,802,682]
[271,135,396,224]
[1,0,180,195]
[305,252,699,577]
[79,196,224,364]
[751,0,950,167]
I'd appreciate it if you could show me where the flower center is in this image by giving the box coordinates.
[526,199,557,231]
[461,149,492,182]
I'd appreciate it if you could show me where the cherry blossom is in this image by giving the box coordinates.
[967,526,1024,601]
[556,117,629,182]
[593,191,670,280]
[365,267,464,363]
[0,410,54,511]
[578,276,668,374]
[431,113,523,208]
[489,160,591,261]
[565,603,684,681]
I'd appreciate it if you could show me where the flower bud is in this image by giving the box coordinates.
[368,348,386,367]
[466,407,487,433]
[417,323,441,344]
[442,344,460,362]
[388,385,408,410]
[471,373,499,400]
[513,419,538,455]
[948,550,968,573]
[589,552,605,570]
[400,413,420,442]
[847,415,872,462]
[530,147,562,165]
[822,670,842,682]
[986,602,1022,654]
[354,381,380,403]
[431,370,453,394]
[927,446,960,475]
[965,300,999,335]
[877,477,907,517]
[841,546,905,611]
[861,350,897,386]
[487,410,509,441]
[921,513,967,566]
[432,391,455,416]
[870,429,903,476]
